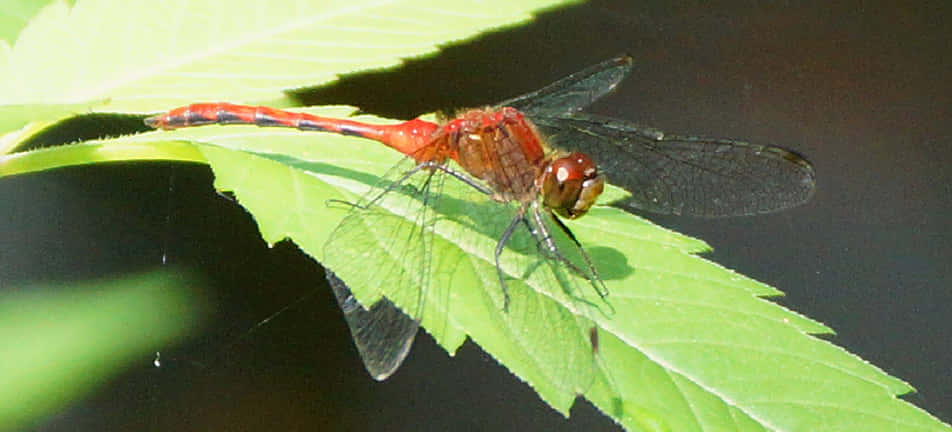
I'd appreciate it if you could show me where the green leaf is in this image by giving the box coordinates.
[0,138,206,175]
[1,0,950,430]
[0,0,576,138]
[7,109,939,430]
[0,271,205,431]
[0,0,578,111]
[0,0,56,45]
[0,104,113,143]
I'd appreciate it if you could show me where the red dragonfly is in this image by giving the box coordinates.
[146,56,815,380]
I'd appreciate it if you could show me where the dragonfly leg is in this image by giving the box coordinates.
[495,207,529,311]
[531,206,609,300]
[326,161,433,210]
[527,207,581,272]
[520,217,574,266]
[432,163,493,196]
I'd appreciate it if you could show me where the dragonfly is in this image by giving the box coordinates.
[145,56,815,380]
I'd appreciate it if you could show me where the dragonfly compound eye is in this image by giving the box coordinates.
[541,152,605,219]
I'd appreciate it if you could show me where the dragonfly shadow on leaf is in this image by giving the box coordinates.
[253,151,632,314]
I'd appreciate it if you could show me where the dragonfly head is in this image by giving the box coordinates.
[540,152,605,219]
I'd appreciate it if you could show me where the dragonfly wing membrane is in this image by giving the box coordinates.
[533,114,816,217]
[495,56,634,117]
[326,271,419,381]
[322,157,443,380]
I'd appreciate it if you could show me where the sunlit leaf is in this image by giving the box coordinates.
[0,0,55,45]
[1,0,949,430]
[0,0,578,111]
[2,109,942,430]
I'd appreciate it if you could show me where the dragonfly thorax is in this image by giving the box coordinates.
[445,107,548,204]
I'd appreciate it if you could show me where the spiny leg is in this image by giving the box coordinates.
[326,161,431,210]
[530,205,609,301]
[435,163,494,196]
[519,215,586,277]
[327,160,494,211]
[546,209,609,300]
[494,206,528,311]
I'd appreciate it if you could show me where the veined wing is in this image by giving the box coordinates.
[322,156,445,380]
[495,56,634,117]
[325,271,419,381]
[532,113,816,217]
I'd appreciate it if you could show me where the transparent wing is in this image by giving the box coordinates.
[495,56,634,117]
[325,271,419,381]
[532,113,816,217]
[452,198,602,397]
[322,156,443,380]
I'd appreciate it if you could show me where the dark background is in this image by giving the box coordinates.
[2,1,949,430]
